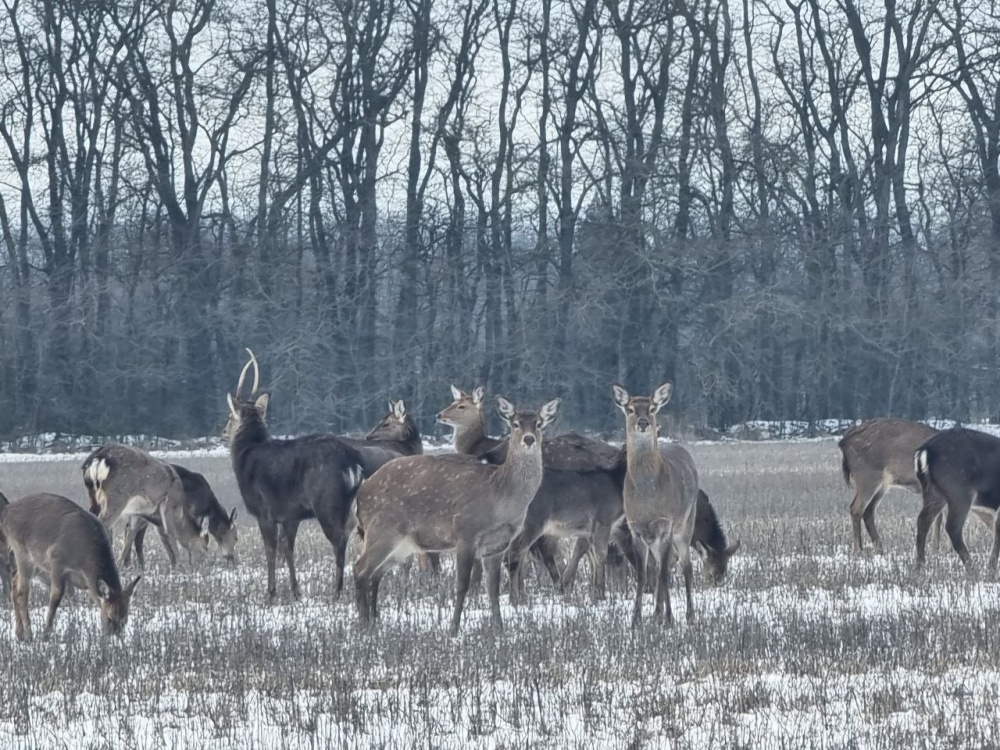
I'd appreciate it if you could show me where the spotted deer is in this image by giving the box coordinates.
[355,396,559,635]
[0,492,141,640]
[613,383,698,628]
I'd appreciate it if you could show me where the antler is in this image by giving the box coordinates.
[235,348,261,398]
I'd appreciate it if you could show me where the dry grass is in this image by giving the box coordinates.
[1,439,999,748]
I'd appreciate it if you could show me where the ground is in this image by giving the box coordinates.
[0,439,998,749]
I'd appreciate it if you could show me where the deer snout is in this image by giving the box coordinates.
[636,417,651,431]
[522,434,537,448]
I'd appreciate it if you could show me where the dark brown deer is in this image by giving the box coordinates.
[82,444,208,565]
[838,419,940,553]
[355,396,559,635]
[226,349,365,600]
[613,383,699,628]
[342,399,424,474]
[121,464,239,568]
[914,427,1000,571]
[0,491,141,640]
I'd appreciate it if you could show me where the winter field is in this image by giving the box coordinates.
[2,439,1000,749]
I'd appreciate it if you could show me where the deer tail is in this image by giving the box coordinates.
[914,448,932,491]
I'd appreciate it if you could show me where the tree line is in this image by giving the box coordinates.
[0,0,997,440]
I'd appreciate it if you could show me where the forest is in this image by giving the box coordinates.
[0,0,997,439]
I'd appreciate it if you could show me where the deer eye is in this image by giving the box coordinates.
[458,404,466,410]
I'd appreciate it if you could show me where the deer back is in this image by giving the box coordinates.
[916,428,1000,511]
[1,493,123,594]
[839,418,937,490]
[83,444,180,527]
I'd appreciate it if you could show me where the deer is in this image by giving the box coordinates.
[225,348,365,601]
[354,396,559,635]
[119,464,239,568]
[913,427,1000,571]
[838,419,943,554]
[82,444,209,566]
[0,491,141,641]
[612,382,699,628]
[436,385,565,590]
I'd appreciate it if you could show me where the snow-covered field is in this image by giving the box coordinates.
[1,439,999,749]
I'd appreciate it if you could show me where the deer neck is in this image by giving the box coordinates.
[625,428,665,489]
[452,412,489,455]
[492,439,545,506]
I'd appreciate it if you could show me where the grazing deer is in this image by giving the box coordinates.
[613,383,699,628]
[838,419,941,553]
[82,444,208,565]
[691,490,741,584]
[914,427,1000,571]
[122,464,239,568]
[0,491,141,640]
[226,348,365,600]
[355,396,559,635]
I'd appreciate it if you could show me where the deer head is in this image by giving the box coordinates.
[97,575,141,636]
[224,349,269,441]
[612,382,673,438]
[366,399,412,441]
[497,396,559,450]
[436,385,485,428]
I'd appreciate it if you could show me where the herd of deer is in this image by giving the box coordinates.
[0,348,997,641]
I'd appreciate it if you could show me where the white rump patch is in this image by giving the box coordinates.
[344,466,364,492]
[86,458,110,485]
[915,450,929,479]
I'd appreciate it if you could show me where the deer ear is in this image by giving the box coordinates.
[227,393,239,417]
[200,516,211,537]
[539,399,560,428]
[229,507,239,523]
[472,386,485,406]
[97,579,111,600]
[450,384,463,401]
[651,382,673,412]
[611,384,630,410]
[393,400,406,420]
[724,539,741,557]
[124,576,141,598]
[496,396,515,420]
[254,393,269,418]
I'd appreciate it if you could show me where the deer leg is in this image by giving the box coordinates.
[315,513,348,598]
[915,491,946,569]
[560,538,590,592]
[654,541,674,625]
[257,519,279,601]
[450,546,477,637]
[861,488,887,555]
[484,553,504,630]
[281,520,302,600]
[469,559,483,595]
[44,574,66,636]
[532,536,564,586]
[425,552,441,573]
[677,542,695,622]
[589,525,612,602]
[944,498,974,572]
[121,523,138,568]
[153,521,179,568]
[631,543,648,630]
[12,562,33,642]
[931,510,944,551]
[506,514,545,605]
[611,523,643,581]
[118,521,140,568]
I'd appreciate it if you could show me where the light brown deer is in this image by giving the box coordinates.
[0,492,141,640]
[355,396,559,635]
[82,443,208,566]
[612,383,698,628]
[838,419,940,554]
